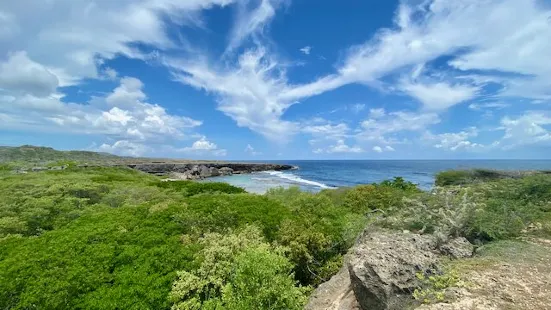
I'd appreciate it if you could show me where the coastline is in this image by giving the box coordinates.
[124,162,296,180]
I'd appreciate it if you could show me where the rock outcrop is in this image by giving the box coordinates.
[306,267,360,310]
[348,230,440,310]
[123,162,293,179]
[307,229,475,310]
[439,237,474,259]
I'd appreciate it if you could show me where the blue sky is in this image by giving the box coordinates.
[1,0,551,159]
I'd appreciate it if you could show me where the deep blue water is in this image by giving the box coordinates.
[202,160,551,193]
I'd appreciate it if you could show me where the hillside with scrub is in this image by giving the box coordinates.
[0,161,550,309]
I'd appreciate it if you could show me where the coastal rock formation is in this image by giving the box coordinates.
[348,229,440,310]
[124,162,293,179]
[307,229,475,310]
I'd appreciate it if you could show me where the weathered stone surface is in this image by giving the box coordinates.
[198,165,211,178]
[347,229,440,310]
[209,167,220,177]
[306,266,361,310]
[219,167,233,175]
[439,237,474,259]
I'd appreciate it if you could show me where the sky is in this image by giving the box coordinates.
[1,0,551,160]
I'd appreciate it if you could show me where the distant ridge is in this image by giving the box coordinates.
[0,145,122,164]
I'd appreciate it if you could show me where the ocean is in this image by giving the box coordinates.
[201,160,551,194]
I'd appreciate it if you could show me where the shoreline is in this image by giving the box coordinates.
[124,162,296,180]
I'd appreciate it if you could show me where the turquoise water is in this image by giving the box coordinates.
[201,160,551,193]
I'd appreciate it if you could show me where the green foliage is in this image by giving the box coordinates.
[379,173,551,242]
[413,269,465,304]
[379,176,420,192]
[169,226,307,310]
[378,187,480,240]
[0,145,122,164]
[1,164,550,309]
[434,169,538,186]
[157,180,246,196]
[268,189,362,285]
[178,194,291,240]
[0,205,196,309]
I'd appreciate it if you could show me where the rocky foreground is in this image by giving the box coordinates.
[306,228,551,310]
[306,229,474,310]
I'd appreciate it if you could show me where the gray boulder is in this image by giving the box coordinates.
[347,229,440,310]
[219,167,233,176]
[198,165,211,178]
[210,167,220,177]
[438,237,474,259]
[306,266,360,310]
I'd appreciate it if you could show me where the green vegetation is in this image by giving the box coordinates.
[0,145,123,166]
[0,164,550,309]
[413,268,465,304]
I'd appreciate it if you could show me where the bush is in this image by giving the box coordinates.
[435,169,529,186]
[378,188,480,241]
[157,180,246,196]
[343,185,404,213]
[169,226,307,310]
[270,190,357,285]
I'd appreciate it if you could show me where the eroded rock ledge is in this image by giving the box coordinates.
[125,162,295,180]
[306,229,474,310]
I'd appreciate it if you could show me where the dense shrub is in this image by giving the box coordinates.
[170,226,307,310]
[157,180,246,196]
[267,189,362,285]
[0,205,196,309]
[434,169,532,186]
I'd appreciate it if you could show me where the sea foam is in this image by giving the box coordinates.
[264,171,335,189]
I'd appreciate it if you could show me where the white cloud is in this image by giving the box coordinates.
[372,146,383,153]
[301,121,350,139]
[468,102,511,111]
[98,140,151,157]
[180,137,227,156]
[326,140,364,154]
[399,79,479,110]
[368,108,386,119]
[169,48,299,141]
[283,0,551,109]
[299,46,312,55]
[244,144,262,156]
[0,76,202,143]
[496,112,551,149]
[106,77,146,107]
[226,0,283,53]
[423,127,482,151]
[187,137,218,151]
[385,145,395,151]
[0,0,237,84]
[103,67,118,80]
[0,51,59,97]
[359,109,440,141]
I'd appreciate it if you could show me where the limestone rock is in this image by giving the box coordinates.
[347,229,440,310]
[306,266,360,310]
[439,237,474,259]
[209,167,220,177]
[219,167,234,176]
[198,165,211,178]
